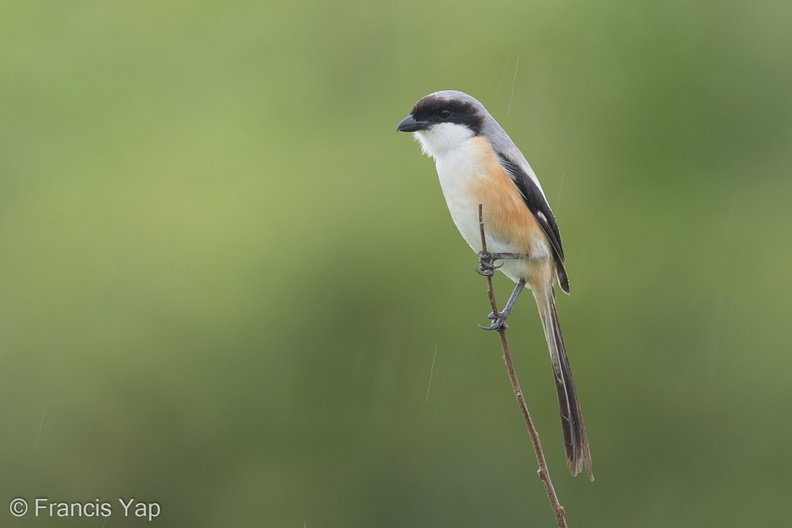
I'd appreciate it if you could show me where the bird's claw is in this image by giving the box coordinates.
[476,251,503,276]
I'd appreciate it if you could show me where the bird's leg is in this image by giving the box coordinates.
[488,252,526,261]
[479,279,526,331]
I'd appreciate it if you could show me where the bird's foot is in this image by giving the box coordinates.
[476,251,502,276]
[478,311,508,331]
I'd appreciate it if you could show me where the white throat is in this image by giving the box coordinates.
[413,122,475,159]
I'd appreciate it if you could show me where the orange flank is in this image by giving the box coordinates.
[467,136,542,256]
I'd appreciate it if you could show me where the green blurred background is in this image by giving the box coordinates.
[2,0,791,526]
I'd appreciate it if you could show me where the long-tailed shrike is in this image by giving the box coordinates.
[397,90,592,479]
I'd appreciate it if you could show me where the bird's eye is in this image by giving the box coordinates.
[438,109,451,119]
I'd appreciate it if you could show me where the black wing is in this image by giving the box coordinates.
[498,155,570,294]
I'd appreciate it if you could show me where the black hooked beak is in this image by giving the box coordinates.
[396,115,431,132]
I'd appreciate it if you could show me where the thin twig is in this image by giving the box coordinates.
[477,204,568,528]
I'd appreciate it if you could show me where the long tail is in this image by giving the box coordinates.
[534,286,594,480]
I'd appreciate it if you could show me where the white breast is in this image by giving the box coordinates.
[434,144,490,253]
[414,124,488,251]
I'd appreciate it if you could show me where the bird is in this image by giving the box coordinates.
[396,90,592,479]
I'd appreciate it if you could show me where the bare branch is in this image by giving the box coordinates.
[477,204,569,528]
